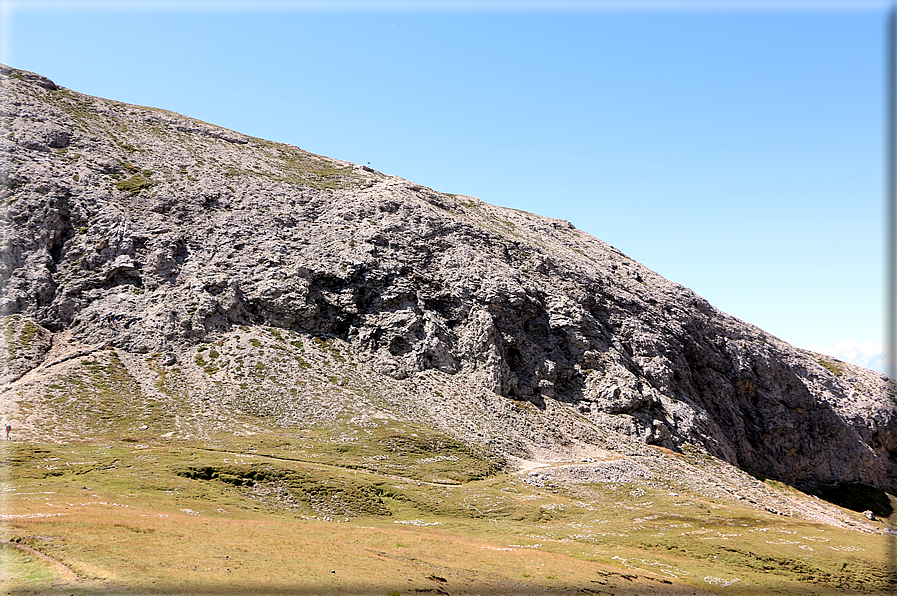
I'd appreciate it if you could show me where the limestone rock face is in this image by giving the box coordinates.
[2,64,895,491]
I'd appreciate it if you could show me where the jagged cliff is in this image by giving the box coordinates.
[1,64,894,494]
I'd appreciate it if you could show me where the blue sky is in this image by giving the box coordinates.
[1,0,889,373]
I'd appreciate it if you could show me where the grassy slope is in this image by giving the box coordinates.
[3,435,891,596]
[1,320,894,595]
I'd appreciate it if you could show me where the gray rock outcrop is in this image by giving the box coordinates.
[1,64,895,493]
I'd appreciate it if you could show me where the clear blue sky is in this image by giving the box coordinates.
[1,1,889,372]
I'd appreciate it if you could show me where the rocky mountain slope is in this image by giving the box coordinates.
[1,63,895,497]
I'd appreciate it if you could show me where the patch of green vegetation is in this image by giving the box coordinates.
[818,359,843,377]
[194,347,219,375]
[746,471,796,494]
[2,316,42,362]
[176,461,392,517]
[116,140,138,153]
[116,173,154,194]
[222,165,252,178]
[312,336,346,362]
[20,320,37,348]
[32,352,155,437]
[244,143,375,190]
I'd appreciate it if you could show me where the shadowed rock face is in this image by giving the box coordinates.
[2,63,895,491]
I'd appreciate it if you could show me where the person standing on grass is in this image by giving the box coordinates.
[5,423,10,440]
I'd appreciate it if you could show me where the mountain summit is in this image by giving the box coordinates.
[1,64,894,496]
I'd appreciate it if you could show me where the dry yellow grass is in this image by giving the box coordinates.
[2,436,892,595]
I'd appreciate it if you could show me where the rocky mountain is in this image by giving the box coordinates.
[1,63,895,497]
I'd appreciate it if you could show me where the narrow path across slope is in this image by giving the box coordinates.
[1,539,80,581]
